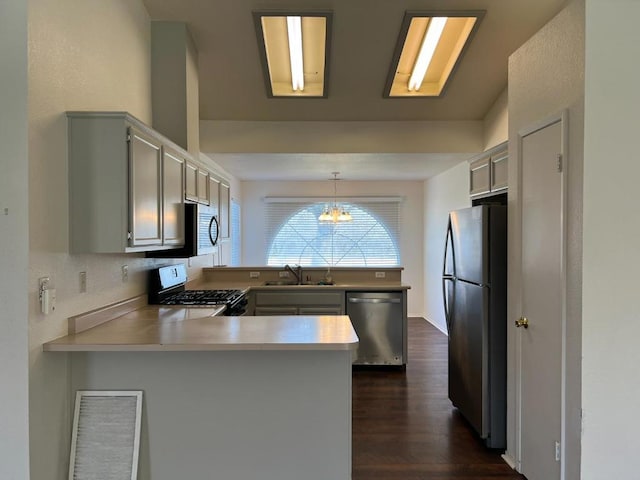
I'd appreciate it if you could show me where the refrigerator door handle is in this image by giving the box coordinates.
[442,218,456,278]
[442,276,454,332]
[442,217,456,332]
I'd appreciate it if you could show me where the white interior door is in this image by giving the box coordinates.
[518,118,564,480]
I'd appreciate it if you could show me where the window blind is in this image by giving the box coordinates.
[265,198,401,267]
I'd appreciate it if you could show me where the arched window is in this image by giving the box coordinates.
[266,201,400,267]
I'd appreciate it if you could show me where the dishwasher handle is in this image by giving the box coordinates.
[348,297,401,304]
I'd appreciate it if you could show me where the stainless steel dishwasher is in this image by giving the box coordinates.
[346,291,405,366]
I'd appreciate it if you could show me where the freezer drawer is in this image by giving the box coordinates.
[346,292,404,365]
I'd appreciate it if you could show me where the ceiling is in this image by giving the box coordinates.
[143,0,568,180]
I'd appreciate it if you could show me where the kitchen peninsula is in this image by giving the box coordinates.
[44,303,358,480]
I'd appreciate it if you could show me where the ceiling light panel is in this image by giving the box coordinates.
[385,11,484,98]
[254,12,332,98]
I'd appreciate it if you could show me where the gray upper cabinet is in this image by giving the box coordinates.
[67,112,188,253]
[469,144,508,198]
[490,149,508,192]
[129,129,163,247]
[219,182,230,239]
[185,160,210,205]
[197,169,210,204]
[162,147,185,246]
[185,161,199,202]
[209,176,220,213]
[469,157,491,197]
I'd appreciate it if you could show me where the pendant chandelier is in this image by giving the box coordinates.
[318,172,352,223]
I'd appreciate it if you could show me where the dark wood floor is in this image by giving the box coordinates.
[352,317,525,480]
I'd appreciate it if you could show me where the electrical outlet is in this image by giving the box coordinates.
[375,271,386,279]
[249,271,261,278]
[555,441,561,461]
[122,265,129,283]
[79,272,87,293]
[279,271,290,278]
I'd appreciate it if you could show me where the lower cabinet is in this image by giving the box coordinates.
[253,291,345,316]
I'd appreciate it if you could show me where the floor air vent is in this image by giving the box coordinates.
[69,391,143,480]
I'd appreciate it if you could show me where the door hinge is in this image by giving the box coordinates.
[557,154,563,173]
[127,231,132,240]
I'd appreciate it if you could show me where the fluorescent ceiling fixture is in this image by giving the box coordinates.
[286,16,304,91]
[385,11,484,97]
[254,12,332,98]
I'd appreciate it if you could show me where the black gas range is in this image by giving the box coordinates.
[148,264,247,316]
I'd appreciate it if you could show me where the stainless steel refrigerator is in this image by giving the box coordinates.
[442,205,507,449]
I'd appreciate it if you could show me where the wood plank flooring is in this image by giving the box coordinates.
[352,317,524,480]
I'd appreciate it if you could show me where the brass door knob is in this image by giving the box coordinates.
[515,317,529,328]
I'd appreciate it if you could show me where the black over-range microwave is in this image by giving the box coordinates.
[148,203,219,258]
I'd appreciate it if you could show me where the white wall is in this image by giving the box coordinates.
[582,1,640,477]
[241,180,424,315]
[507,1,584,477]
[0,1,30,478]
[422,162,471,333]
[483,88,509,150]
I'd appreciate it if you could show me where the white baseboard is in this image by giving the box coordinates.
[501,452,517,470]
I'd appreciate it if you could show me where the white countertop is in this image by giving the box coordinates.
[43,306,359,353]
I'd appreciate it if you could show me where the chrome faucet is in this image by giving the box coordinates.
[284,264,302,285]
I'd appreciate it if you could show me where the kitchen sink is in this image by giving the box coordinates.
[262,280,336,286]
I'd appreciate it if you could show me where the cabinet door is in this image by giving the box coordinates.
[129,128,163,247]
[162,148,185,246]
[490,150,508,192]
[255,306,299,316]
[219,239,231,266]
[299,306,343,315]
[197,170,209,205]
[219,183,230,239]
[469,157,491,197]
[185,161,198,202]
[209,176,220,212]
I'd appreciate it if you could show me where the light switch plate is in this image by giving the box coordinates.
[249,271,260,278]
[79,272,87,293]
[375,272,386,278]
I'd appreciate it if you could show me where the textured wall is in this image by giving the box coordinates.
[582,0,640,477]
[507,1,585,477]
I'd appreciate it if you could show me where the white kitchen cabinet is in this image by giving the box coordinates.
[469,143,508,198]
[67,111,188,253]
